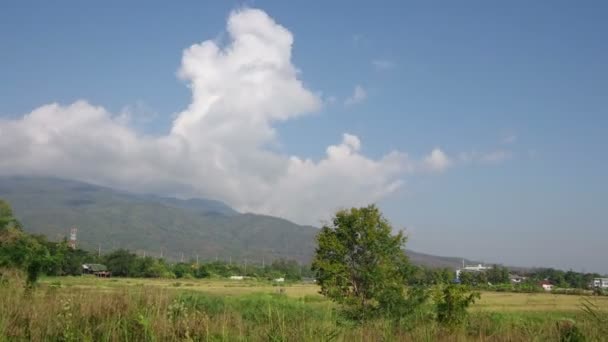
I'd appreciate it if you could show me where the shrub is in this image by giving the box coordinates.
[433,284,480,329]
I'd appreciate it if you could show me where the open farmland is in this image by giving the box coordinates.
[39,276,608,313]
[1,275,606,341]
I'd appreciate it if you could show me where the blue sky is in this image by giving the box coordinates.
[1,1,607,273]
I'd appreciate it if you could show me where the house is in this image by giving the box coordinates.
[273,277,285,283]
[539,280,553,291]
[229,275,244,280]
[82,264,111,277]
[590,278,608,289]
[509,274,526,284]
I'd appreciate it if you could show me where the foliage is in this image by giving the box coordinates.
[0,199,21,230]
[0,177,318,264]
[103,249,137,277]
[433,284,480,328]
[486,265,510,284]
[581,297,608,335]
[2,275,608,341]
[0,201,50,286]
[312,205,416,320]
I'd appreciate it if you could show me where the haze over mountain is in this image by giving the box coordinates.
[0,176,477,269]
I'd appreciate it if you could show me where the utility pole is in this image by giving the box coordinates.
[181,252,184,263]
[97,243,101,258]
[196,254,199,267]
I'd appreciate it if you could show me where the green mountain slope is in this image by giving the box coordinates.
[0,176,476,268]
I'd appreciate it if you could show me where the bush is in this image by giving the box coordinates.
[433,284,480,329]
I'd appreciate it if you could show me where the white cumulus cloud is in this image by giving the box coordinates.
[0,8,447,225]
[344,85,367,106]
[423,148,451,172]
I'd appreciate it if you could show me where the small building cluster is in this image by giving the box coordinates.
[539,280,553,291]
[591,278,608,289]
[509,274,526,284]
[455,263,491,281]
[82,264,111,277]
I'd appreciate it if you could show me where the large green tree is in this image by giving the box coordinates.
[0,199,21,230]
[103,249,137,277]
[312,205,417,319]
[0,200,49,285]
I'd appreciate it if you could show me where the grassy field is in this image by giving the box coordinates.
[1,274,607,341]
[39,275,608,313]
[39,276,322,298]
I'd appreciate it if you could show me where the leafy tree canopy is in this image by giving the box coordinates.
[312,205,417,319]
[0,199,21,230]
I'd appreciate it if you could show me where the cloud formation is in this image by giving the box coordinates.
[423,148,451,172]
[0,8,446,225]
[344,85,367,106]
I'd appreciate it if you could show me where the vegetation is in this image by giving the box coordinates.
[0,177,318,263]
[1,198,314,283]
[2,197,608,340]
[0,274,607,341]
[433,284,480,329]
[312,205,422,320]
[0,177,498,269]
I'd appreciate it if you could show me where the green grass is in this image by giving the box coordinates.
[1,274,607,341]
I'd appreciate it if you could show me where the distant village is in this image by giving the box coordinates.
[455,262,608,292]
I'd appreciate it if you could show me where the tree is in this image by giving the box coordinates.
[270,259,302,280]
[458,271,474,285]
[172,262,194,278]
[0,225,49,286]
[486,265,509,284]
[311,205,416,319]
[434,284,480,328]
[0,199,21,230]
[103,249,137,277]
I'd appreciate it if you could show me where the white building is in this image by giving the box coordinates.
[229,275,244,280]
[509,274,526,284]
[540,281,553,291]
[455,264,491,280]
[591,278,608,289]
[273,277,285,283]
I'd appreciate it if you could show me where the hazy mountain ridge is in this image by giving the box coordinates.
[0,176,476,268]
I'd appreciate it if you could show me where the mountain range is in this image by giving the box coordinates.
[0,176,477,268]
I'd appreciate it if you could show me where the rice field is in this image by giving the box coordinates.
[40,275,608,313]
[0,274,606,341]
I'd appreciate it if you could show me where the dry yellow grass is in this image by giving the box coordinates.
[474,291,608,312]
[42,276,608,313]
[43,276,322,298]
[1,275,605,341]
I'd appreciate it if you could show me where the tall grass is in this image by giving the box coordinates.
[1,271,607,341]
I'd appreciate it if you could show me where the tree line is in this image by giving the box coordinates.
[2,198,602,290]
[1,199,313,283]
